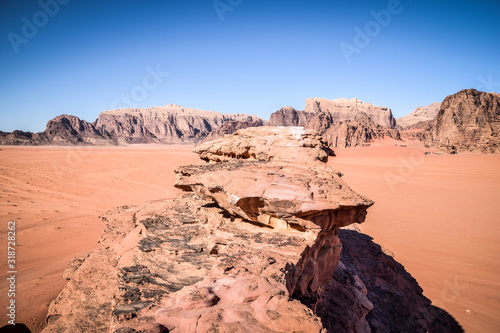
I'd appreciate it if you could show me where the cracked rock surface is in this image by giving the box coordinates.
[43,126,461,332]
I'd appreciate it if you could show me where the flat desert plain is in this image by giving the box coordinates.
[1,142,499,332]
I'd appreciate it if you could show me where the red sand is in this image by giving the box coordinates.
[1,142,499,332]
[0,145,198,331]
[332,140,500,332]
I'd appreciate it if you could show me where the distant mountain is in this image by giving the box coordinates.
[94,104,263,144]
[0,105,264,145]
[306,114,400,148]
[396,102,441,129]
[269,97,400,147]
[305,97,397,129]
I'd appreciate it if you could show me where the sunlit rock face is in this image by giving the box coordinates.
[424,89,500,153]
[43,126,462,333]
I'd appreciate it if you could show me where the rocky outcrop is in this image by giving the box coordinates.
[44,115,113,144]
[396,102,441,129]
[94,104,264,144]
[305,97,397,129]
[202,120,264,142]
[424,89,500,153]
[306,114,400,148]
[268,98,400,147]
[0,105,263,146]
[43,126,461,332]
[0,130,46,145]
[0,115,112,145]
[269,106,316,127]
[194,126,334,163]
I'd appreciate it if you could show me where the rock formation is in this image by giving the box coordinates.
[424,89,500,153]
[268,98,400,147]
[305,97,397,129]
[306,114,400,148]
[43,127,461,332]
[0,115,111,145]
[0,105,263,146]
[396,102,441,129]
[94,104,264,144]
[44,115,113,144]
[269,106,315,127]
[202,120,264,142]
[0,130,46,145]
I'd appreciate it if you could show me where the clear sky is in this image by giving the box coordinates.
[1,0,499,132]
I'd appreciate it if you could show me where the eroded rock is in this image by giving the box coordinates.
[43,127,461,333]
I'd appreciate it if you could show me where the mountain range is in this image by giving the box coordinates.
[1,89,499,153]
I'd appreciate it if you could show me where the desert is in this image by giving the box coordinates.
[1,133,499,332]
[2,1,500,331]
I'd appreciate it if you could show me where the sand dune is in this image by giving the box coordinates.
[1,142,499,332]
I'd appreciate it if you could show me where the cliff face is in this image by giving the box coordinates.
[202,120,264,142]
[44,115,113,144]
[305,97,397,129]
[43,127,461,333]
[94,104,264,144]
[0,105,263,145]
[425,89,500,153]
[396,102,441,130]
[269,106,316,127]
[306,114,400,148]
[268,98,400,147]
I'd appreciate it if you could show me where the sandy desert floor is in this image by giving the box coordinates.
[0,142,499,332]
[0,145,199,331]
[332,140,500,333]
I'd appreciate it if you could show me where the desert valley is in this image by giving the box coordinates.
[1,89,500,332]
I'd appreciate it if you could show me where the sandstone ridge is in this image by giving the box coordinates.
[0,105,264,145]
[43,127,461,332]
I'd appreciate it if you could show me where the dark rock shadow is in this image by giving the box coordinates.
[316,229,464,333]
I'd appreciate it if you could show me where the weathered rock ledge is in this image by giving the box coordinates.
[42,127,462,332]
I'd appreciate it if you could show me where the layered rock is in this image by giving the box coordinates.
[304,97,397,129]
[194,126,334,163]
[396,102,441,129]
[94,104,264,144]
[202,120,264,142]
[424,89,500,153]
[42,127,461,332]
[306,114,400,148]
[1,105,263,146]
[269,106,315,127]
[0,115,112,145]
[268,98,400,147]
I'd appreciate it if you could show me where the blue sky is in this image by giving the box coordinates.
[1,0,499,132]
